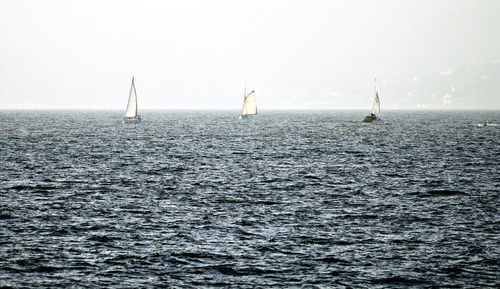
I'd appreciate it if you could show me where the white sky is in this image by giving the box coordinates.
[1,0,499,109]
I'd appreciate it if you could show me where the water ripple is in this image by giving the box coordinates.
[0,110,499,288]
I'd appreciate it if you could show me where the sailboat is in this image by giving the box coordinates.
[239,85,257,119]
[363,79,382,123]
[123,77,141,123]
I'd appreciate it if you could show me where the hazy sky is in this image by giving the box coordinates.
[1,0,499,110]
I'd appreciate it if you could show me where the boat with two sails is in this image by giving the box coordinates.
[123,77,141,123]
[363,79,383,123]
[239,85,257,119]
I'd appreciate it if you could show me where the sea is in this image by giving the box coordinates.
[0,110,499,288]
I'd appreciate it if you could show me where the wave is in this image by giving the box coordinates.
[411,190,467,197]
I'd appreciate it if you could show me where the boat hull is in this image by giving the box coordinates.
[363,115,383,123]
[239,114,257,119]
[363,115,377,122]
[123,117,141,123]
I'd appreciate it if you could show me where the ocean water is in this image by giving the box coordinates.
[0,110,499,288]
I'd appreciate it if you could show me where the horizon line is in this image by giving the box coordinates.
[1,108,499,111]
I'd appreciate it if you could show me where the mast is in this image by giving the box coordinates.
[241,83,247,116]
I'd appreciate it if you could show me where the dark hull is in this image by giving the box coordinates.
[124,117,141,123]
[363,115,377,122]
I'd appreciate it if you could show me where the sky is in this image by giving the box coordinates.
[0,0,499,110]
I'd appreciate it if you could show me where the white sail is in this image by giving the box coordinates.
[371,80,380,118]
[241,90,257,116]
[125,77,138,118]
[371,92,380,118]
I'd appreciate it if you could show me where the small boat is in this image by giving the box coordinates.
[239,85,257,119]
[123,77,141,123]
[477,122,497,127]
[363,79,382,123]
